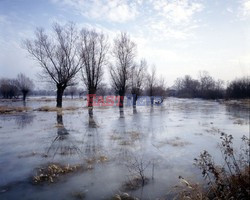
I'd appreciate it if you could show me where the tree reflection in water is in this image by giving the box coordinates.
[14,112,35,128]
[85,107,103,159]
[45,111,82,159]
[119,107,124,118]
[88,107,97,128]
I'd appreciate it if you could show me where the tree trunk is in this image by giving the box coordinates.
[87,88,96,108]
[132,94,137,107]
[56,85,65,108]
[57,112,63,124]
[22,92,27,101]
[56,111,69,135]
[118,90,125,108]
[150,96,154,106]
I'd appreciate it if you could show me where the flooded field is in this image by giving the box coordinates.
[0,97,249,200]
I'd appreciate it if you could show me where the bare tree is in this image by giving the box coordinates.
[16,73,34,101]
[146,65,157,106]
[173,75,200,98]
[198,71,225,99]
[154,75,167,104]
[68,86,77,99]
[79,29,109,108]
[0,78,19,99]
[24,22,81,107]
[110,32,136,108]
[198,71,215,97]
[131,59,147,107]
[126,155,151,188]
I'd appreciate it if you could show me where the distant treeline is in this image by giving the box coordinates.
[1,73,249,101]
[172,72,249,99]
[0,73,34,101]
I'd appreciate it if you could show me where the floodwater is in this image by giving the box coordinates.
[0,97,249,200]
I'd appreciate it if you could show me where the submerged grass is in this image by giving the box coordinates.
[223,99,250,109]
[34,106,80,112]
[122,176,149,191]
[32,163,86,184]
[86,155,108,165]
[0,106,31,114]
[157,137,192,148]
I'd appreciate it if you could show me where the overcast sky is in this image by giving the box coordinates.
[0,0,249,89]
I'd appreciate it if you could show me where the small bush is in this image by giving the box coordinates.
[176,133,249,199]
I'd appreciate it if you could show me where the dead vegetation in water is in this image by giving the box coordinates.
[194,133,203,136]
[86,155,108,165]
[205,127,221,135]
[111,131,141,140]
[123,155,151,191]
[110,134,123,140]
[18,151,39,158]
[157,137,191,147]
[111,192,139,200]
[127,131,140,140]
[233,118,246,125]
[119,141,132,146]
[122,176,149,191]
[173,176,206,200]
[223,99,250,109]
[0,106,31,114]
[28,98,54,102]
[175,133,250,200]
[119,131,141,146]
[32,163,87,184]
[34,106,80,112]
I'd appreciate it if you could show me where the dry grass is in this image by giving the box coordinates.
[205,127,221,135]
[223,99,250,109]
[0,106,31,114]
[18,151,38,158]
[54,123,65,128]
[110,135,123,140]
[174,167,250,200]
[110,131,140,144]
[127,131,140,140]
[86,155,108,165]
[174,133,250,200]
[122,176,149,191]
[119,140,132,146]
[233,119,246,125]
[158,137,191,147]
[33,163,86,184]
[173,176,206,200]
[34,106,61,112]
[28,98,54,102]
[34,106,80,112]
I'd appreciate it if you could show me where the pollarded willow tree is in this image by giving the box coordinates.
[110,32,136,108]
[16,73,34,101]
[79,29,109,108]
[24,22,81,107]
[131,59,147,107]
